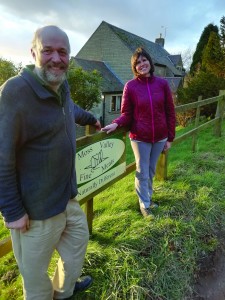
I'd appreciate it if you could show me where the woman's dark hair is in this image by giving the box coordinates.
[131,47,155,77]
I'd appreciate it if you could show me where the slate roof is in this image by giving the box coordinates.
[168,54,182,66]
[73,21,184,94]
[72,58,124,93]
[73,57,183,95]
[106,21,183,77]
[165,77,183,93]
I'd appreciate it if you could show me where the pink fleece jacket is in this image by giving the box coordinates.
[113,75,176,143]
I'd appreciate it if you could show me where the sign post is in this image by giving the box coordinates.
[76,130,126,232]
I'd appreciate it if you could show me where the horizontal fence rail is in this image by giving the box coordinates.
[1,91,225,258]
[175,95,222,112]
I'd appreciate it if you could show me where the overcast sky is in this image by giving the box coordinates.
[0,0,224,66]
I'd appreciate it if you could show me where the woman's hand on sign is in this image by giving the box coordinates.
[101,123,118,134]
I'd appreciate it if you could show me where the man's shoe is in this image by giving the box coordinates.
[140,207,154,219]
[74,275,93,293]
[55,276,93,300]
[150,201,159,209]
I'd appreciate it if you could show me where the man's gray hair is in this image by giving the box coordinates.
[31,25,71,53]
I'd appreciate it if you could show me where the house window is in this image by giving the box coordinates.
[110,95,122,112]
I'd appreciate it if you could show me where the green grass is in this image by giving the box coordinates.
[1,123,225,299]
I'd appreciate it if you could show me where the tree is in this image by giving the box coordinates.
[177,70,225,117]
[181,48,194,72]
[67,65,102,111]
[220,16,225,48]
[0,58,21,86]
[190,24,219,75]
[202,31,225,78]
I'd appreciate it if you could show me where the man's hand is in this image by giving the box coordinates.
[94,120,101,131]
[101,123,118,134]
[5,214,30,233]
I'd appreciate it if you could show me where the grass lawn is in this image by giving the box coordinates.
[1,122,225,299]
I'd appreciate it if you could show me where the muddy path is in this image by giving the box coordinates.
[192,238,225,300]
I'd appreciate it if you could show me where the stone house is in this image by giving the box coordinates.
[71,21,184,128]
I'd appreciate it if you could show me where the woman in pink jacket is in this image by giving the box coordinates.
[102,47,176,219]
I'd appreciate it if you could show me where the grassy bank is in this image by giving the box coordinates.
[1,123,225,299]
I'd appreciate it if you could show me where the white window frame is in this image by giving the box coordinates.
[110,95,122,112]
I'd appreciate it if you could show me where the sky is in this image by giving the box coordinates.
[0,0,224,66]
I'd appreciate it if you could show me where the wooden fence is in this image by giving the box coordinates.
[0,90,225,258]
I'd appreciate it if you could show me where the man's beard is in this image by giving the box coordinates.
[35,65,67,87]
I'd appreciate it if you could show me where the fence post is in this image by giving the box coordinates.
[83,126,95,234]
[155,151,168,181]
[214,90,225,137]
[85,125,96,135]
[0,237,12,258]
[192,95,202,152]
[85,198,94,235]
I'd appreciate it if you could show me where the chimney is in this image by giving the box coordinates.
[155,33,165,48]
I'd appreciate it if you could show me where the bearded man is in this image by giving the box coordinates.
[0,25,101,300]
